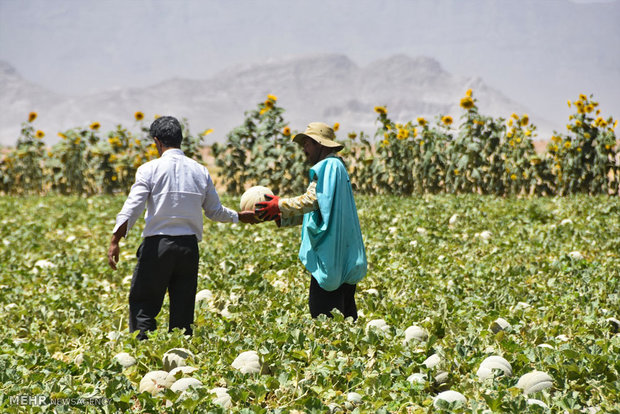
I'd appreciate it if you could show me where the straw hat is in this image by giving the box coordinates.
[292,122,344,152]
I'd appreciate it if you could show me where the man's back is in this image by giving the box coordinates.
[114,148,237,241]
[141,149,209,238]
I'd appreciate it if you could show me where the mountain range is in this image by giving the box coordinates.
[0,54,551,147]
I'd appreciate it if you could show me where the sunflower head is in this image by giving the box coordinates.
[460,96,474,110]
[374,106,387,115]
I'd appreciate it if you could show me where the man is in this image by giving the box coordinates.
[107,116,257,340]
[256,122,367,319]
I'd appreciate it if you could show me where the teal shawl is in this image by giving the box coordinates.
[299,156,367,291]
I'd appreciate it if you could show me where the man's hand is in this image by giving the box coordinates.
[108,221,127,270]
[255,194,281,221]
[108,241,120,270]
[238,210,261,224]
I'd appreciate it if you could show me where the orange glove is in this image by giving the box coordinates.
[255,194,280,221]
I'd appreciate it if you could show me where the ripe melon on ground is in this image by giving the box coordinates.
[516,371,553,394]
[476,356,512,380]
[231,350,261,374]
[139,370,175,395]
[403,325,428,342]
[163,348,194,371]
[240,186,274,211]
[433,390,467,407]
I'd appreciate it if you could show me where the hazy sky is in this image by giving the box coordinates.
[1,0,619,124]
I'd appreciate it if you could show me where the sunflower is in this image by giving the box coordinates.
[417,117,427,127]
[374,106,387,115]
[108,136,122,147]
[282,126,291,136]
[28,112,37,122]
[460,96,474,110]
[90,122,101,130]
[35,130,45,139]
[441,116,453,126]
[267,94,278,102]
[134,111,144,121]
[333,122,340,131]
[202,128,214,136]
[521,114,529,126]
[465,88,473,97]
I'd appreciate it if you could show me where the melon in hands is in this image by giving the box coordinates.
[240,186,274,211]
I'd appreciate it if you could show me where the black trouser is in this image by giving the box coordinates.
[128,235,199,340]
[308,276,358,320]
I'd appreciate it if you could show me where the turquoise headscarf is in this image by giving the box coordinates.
[299,156,367,291]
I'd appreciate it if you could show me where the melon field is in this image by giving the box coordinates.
[0,194,618,413]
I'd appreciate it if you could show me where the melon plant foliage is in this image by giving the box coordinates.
[0,194,618,412]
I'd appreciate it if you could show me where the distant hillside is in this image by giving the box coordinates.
[0,54,554,146]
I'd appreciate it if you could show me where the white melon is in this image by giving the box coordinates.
[231,350,261,374]
[404,325,428,342]
[366,319,390,333]
[568,251,584,260]
[170,377,203,393]
[434,371,449,384]
[139,370,175,395]
[210,387,233,408]
[163,348,194,371]
[407,373,426,384]
[490,318,511,333]
[479,230,492,240]
[195,289,214,303]
[433,390,467,407]
[113,352,136,368]
[423,354,441,369]
[347,392,363,403]
[476,356,512,380]
[240,186,274,211]
[516,371,553,394]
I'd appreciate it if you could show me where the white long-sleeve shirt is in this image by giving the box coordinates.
[113,148,237,241]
